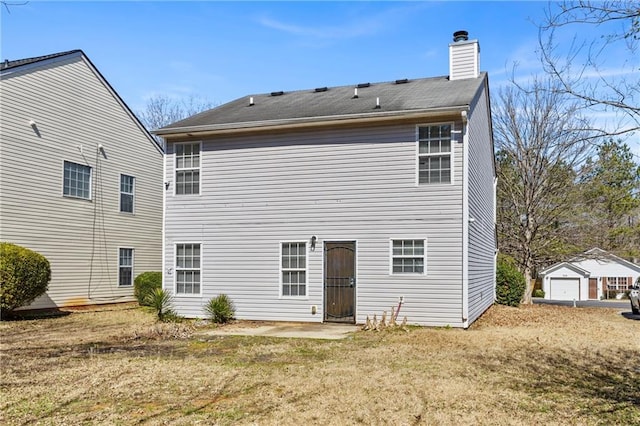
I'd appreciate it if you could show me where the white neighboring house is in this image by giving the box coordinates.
[154,31,497,328]
[0,50,163,310]
[540,248,640,301]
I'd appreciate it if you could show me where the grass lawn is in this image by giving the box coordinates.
[1,303,638,425]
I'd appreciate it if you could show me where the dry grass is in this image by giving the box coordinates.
[1,303,638,425]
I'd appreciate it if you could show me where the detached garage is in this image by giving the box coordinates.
[549,278,580,301]
[540,263,589,301]
[540,248,640,301]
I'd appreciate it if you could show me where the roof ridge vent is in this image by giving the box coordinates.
[270,91,284,96]
[395,78,409,84]
[356,82,370,88]
[314,87,328,93]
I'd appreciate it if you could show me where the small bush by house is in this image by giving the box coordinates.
[204,294,235,324]
[134,271,162,306]
[496,254,526,307]
[145,288,175,321]
[0,242,51,317]
[533,289,545,298]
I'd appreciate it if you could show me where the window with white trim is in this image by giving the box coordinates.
[606,277,630,291]
[391,240,425,274]
[63,161,91,199]
[281,242,306,296]
[175,143,200,195]
[120,174,135,213]
[418,124,452,184]
[176,243,201,294]
[118,248,134,286]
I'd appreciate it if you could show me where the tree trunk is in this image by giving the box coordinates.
[522,266,533,304]
[520,220,534,304]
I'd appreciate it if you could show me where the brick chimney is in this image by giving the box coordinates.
[449,30,480,81]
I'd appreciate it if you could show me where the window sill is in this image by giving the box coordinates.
[173,293,203,298]
[417,182,454,186]
[389,273,427,277]
[62,195,92,201]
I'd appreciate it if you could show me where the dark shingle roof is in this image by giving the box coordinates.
[0,50,82,71]
[158,73,486,134]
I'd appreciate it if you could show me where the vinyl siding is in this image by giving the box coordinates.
[165,122,466,327]
[449,42,479,81]
[466,81,496,323]
[0,54,163,309]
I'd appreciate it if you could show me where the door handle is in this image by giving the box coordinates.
[349,277,355,287]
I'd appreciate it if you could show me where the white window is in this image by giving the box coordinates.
[118,248,134,286]
[281,242,306,297]
[63,161,91,199]
[418,124,452,184]
[607,277,629,291]
[175,243,201,294]
[120,174,135,213]
[391,240,425,274]
[175,142,200,195]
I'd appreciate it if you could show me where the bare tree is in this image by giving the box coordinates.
[138,95,215,133]
[1,1,29,13]
[137,95,215,148]
[494,77,595,303]
[538,1,640,136]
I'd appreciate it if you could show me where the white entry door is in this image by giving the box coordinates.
[550,278,580,300]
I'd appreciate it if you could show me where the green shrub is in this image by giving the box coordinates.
[0,242,51,317]
[533,289,545,298]
[496,254,526,307]
[204,294,235,324]
[134,271,162,306]
[144,288,175,321]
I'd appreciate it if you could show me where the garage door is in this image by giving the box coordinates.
[550,278,580,300]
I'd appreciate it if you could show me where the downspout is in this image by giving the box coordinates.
[161,140,167,292]
[493,176,498,302]
[461,110,470,328]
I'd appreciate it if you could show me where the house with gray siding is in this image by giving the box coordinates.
[155,32,496,328]
[0,50,163,310]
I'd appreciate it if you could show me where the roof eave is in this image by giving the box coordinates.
[153,105,469,140]
[540,262,591,276]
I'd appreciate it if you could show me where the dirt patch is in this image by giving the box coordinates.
[198,321,358,340]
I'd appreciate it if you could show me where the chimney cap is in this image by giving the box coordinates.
[453,30,469,42]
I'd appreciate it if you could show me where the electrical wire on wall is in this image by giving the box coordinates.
[87,144,122,302]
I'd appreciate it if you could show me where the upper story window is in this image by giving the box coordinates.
[281,242,306,297]
[175,142,200,195]
[63,161,92,199]
[391,239,425,274]
[418,124,452,184]
[120,174,135,213]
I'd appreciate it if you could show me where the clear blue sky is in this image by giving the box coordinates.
[1,1,638,155]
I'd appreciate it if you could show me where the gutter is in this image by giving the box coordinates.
[153,105,469,139]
